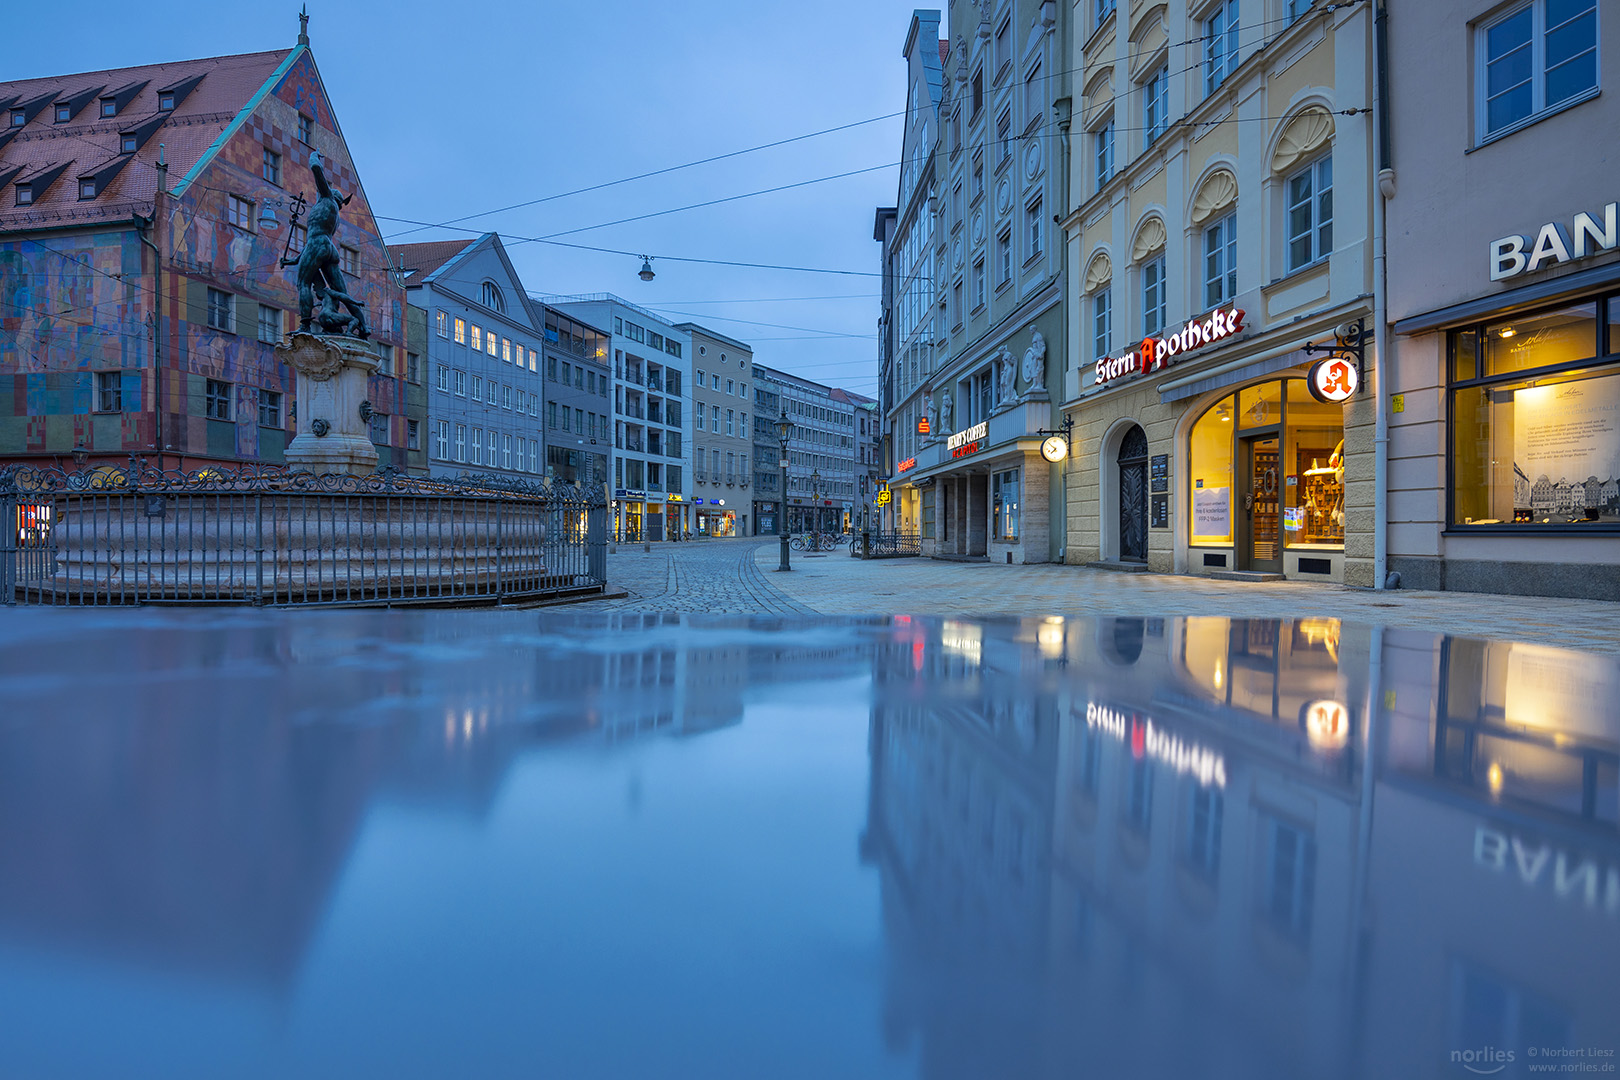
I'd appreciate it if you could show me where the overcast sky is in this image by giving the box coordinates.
[6,1,947,395]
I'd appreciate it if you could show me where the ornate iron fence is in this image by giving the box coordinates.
[1,458,608,607]
[852,530,921,559]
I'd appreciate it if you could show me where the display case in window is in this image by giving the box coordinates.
[1292,441,1344,545]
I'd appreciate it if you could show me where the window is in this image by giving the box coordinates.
[1093,287,1112,359]
[436,420,450,460]
[120,133,137,154]
[487,430,498,467]
[1285,155,1333,271]
[262,148,281,186]
[972,156,984,202]
[994,16,1012,78]
[1186,789,1223,876]
[8,110,24,128]
[407,419,420,450]
[341,246,359,276]
[1095,119,1115,187]
[549,401,559,428]
[407,352,420,383]
[528,348,538,372]
[1024,57,1045,126]
[158,92,175,111]
[1264,819,1317,937]
[453,317,466,344]
[481,281,506,313]
[79,179,96,200]
[1204,0,1239,96]
[1143,65,1169,144]
[952,278,964,328]
[1141,256,1166,335]
[454,424,466,462]
[1204,212,1239,308]
[297,113,313,143]
[515,389,525,412]
[224,194,256,231]
[1477,0,1598,140]
[471,375,483,402]
[727,378,735,396]
[501,338,511,364]
[470,324,483,352]
[502,384,512,410]
[997,110,1012,166]
[503,434,512,470]
[486,378,497,405]
[1287,0,1310,19]
[289,223,306,255]
[368,411,389,446]
[55,103,71,123]
[993,469,1020,540]
[576,408,585,435]
[15,184,31,206]
[96,371,122,413]
[206,288,234,333]
[1450,297,1620,528]
[257,305,281,344]
[1027,197,1043,258]
[971,66,984,116]
[486,330,498,357]
[436,311,449,338]
[204,379,232,421]
[727,409,735,436]
[1098,0,1116,19]
[973,257,986,309]
[454,369,466,396]
[100,99,117,118]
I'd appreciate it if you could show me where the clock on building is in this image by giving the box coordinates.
[1041,435,1068,463]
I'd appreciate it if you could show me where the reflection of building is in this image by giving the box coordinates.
[862,615,1620,1078]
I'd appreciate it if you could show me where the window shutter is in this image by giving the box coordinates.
[184,278,207,327]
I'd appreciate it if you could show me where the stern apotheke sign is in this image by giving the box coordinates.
[1094,307,1246,388]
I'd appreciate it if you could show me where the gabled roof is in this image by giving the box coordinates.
[392,239,478,287]
[0,48,292,231]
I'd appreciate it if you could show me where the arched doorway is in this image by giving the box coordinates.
[1118,425,1149,562]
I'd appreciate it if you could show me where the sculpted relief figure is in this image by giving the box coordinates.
[939,390,954,432]
[996,347,1016,407]
[1022,330,1048,396]
[925,392,940,439]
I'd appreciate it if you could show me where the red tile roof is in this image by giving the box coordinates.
[0,49,291,231]
[939,40,950,66]
[392,239,478,286]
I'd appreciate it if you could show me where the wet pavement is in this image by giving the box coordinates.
[0,609,1615,1079]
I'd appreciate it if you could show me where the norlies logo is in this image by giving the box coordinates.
[1452,1046,1515,1075]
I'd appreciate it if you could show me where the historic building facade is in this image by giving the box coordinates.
[1383,0,1618,598]
[397,234,550,482]
[1061,0,1377,585]
[756,364,858,534]
[677,323,754,537]
[0,25,412,471]
[882,0,1071,564]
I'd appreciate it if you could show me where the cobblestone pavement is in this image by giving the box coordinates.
[581,538,1620,653]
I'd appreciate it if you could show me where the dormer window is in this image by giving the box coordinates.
[158,92,175,111]
[100,99,116,118]
[79,179,96,200]
[120,133,137,154]
[9,110,24,128]
[54,104,71,123]
[480,281,506,313]
[15,184,32,206]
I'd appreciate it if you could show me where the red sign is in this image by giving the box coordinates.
[1094,306,1246,387]
[916,417,930,434]
[1307,355,1359,403]
[897,457,917,473]
[951,441,982,459]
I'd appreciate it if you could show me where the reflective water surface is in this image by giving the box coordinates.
[0,612,1615,1079]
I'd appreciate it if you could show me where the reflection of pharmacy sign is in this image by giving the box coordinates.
[947,421,987,459]
[1307,355,1359,403]
[1094,307,1246,387]
[1490,202,1617,281]
[1303,700,1350,750]
[1084,701,1227,788]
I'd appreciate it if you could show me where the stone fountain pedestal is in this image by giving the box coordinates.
[275,332,379,473]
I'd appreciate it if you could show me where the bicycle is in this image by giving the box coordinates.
[789,532,848,552]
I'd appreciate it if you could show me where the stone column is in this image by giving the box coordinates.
[275,332,380,474]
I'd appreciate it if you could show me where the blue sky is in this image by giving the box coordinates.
[6,1,945,395]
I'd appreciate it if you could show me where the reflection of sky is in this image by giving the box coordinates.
[1,612,1617,1079]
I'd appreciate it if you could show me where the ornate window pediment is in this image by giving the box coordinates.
[1272,105,1334,174]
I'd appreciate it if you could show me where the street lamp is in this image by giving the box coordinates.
[776,408,792,572]
[811,469,822,535]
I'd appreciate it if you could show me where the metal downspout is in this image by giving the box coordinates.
[1373,1,1393,589]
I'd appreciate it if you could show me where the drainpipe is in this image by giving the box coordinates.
[1372,3,1394,590]
[135,148,167,471]
[1054,95,1073,563]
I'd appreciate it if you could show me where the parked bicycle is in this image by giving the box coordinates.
[789,532,848,552]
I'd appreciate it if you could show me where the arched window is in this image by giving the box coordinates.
[480,281,506,314]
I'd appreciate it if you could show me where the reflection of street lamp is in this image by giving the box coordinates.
[776,409,792,572]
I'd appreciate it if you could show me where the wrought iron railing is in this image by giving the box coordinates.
[1,457,608,607]
[852,530,921,559]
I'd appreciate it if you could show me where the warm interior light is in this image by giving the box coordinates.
[1498,326,1516,338]
[1488,761,1504,793]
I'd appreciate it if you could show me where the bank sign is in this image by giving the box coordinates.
[1490,202,1617,281]
[1094,307,1246,388]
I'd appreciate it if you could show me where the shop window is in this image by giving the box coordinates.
[993,468,1020,540]
[921,486,935,539]
[1284,379,1345,547]
[1449,295,1620,527]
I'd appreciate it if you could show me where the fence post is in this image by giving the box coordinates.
[253,493,265,606]
[1,489,15,606]
[861,529,870,560]
[494,499,504,601]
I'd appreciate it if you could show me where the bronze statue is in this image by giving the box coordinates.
[284,150,369,339]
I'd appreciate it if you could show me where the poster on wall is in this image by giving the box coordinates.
[1192,486,1230,539]
[1513,374,1620,522]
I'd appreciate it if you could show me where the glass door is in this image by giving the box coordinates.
[1239,435,1281,573]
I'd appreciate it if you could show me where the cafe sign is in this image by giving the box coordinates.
[1094,306,1246,388]
[947,421,988,458]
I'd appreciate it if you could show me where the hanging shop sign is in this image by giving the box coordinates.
[947,421,988,458]
[917,417,931,435]
[613,488,647,500]
[666,494,684,502]
[1490,202,1617,281]
[1094,307,1247,388]
[1307,354,1360,403]
[897,457,917,473]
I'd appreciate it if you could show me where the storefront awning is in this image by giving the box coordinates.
[1393,258,1620,336]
